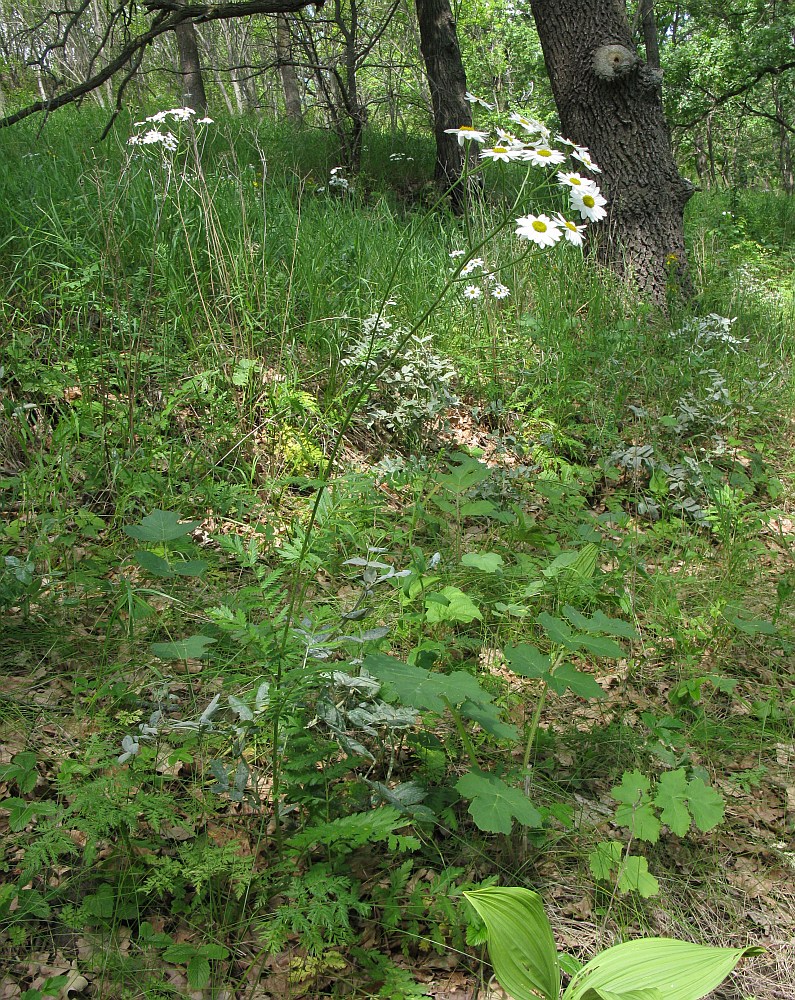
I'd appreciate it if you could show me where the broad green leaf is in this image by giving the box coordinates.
[616,856,659,897]
[124,509,201,543]
[589,841,623,881]
[459,499,498,517]
[460,700,518,741]
[686,777,725,832]
[580,989,664,1000]
[569,543,599,579]
[150,634,216,660]
[187,955,211,990]
[575,634,624,658]
[425,586,482,624]
[549,663,605,700]
[200,944,230,960]
[364,653,446,712]
[461,551,505,573]
[495,601,531,618]
[463,887,560,1000]
[562,606,638,639]
[437,454,491,493]
[4,798,57,832]
[563,938,761,1000]
[612,772,660,843]
[443,671,496,708]
[134,550,174,578]
[722,605,777,635]
[0,752,38,794]
[172,559,208,577]
[542,551,581,578]
[654,769,691,836]
[538,612,577,647]
[504,643,551,678]
[455,771,542,833]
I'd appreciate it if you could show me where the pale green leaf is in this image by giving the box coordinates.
[425,586,482,624]
[461,551,505,573]
[364,653,445,712]
[575,634,624,658]
[612,772,660,843]
[654,769,691,836]
[589,841,623,881]
[134,550,174,577]
[686,777,725,832]
[150,635,216,660]
[616,856,659,897]
[580,989,664,1000]
[460,701,518,741]
[563,938,760,1000]
[463,887,560,1000]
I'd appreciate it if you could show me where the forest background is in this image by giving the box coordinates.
[0,1,794,998]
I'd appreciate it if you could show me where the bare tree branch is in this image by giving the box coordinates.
[673,58,795,131]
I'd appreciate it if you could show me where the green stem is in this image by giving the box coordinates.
[444,698,479,770]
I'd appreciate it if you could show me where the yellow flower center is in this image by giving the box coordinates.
[494,147,508,153]
[583,194,595,207]
[537,148,551,157]
[532,220,548,233]
[564,220,576,232]
[570,176,582,185]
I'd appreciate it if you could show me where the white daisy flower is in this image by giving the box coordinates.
[491,283,511,299]
[197,116,214,124]
[444,126,490,146]
[523,144,566,167]
[556,170,598,191]
[570,187,608,222]
[449,249,466,258]
[465,92,495,110]
[553,213,587,246]
[480,145,519,163]
[461,257,485,276]
[571,145,602,172]
[509,112,550,139]
[463,284,483,300]
[515,213,562,248]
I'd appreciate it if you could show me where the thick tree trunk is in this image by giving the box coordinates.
[415,0,475,210]
[530,0,694,304]
[174,19,208,115]
[276,14,303,123]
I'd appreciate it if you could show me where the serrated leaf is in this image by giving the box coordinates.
[134,550,174,577]
[187,955,211,990]
[563,938,760,1000]
[617,856,659,897]
[4,798,57,832]
[200,943,230,960]
[463,887,560,1000]
[548,663,605,700]
[424,586,482,623]
[612,772,660,843]
[654,769,691,836]
[589,841,623,881]
[686,776,725,832]
[162,944,197,964]
[364,653,445,712]
[461,551,505,573]
[124,509,200,542]
[504,643,551,678]
[150,634,216,660]
[456,770,542,833]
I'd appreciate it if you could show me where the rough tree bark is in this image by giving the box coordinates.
[530,0,695,304]
[174,19,208,115]
[276,14,303,122]
[414,0,475,210]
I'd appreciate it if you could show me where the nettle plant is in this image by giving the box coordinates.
[464,886,761,1000]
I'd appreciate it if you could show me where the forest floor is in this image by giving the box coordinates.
[0,110,794,999]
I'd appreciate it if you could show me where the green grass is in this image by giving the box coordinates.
[1,108,793,997]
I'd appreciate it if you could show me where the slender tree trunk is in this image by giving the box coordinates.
[415,0,475,210]
[276,14,303,122]
[530,0,694,304]
[174,19,208,115]
[772,76,794,194]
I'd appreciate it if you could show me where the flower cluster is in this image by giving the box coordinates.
[127,106,213,150]
[317,166,353,195]
[449,252,511,303]
[445,103,608,250]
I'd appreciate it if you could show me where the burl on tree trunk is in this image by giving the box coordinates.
[530,0,695,304]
